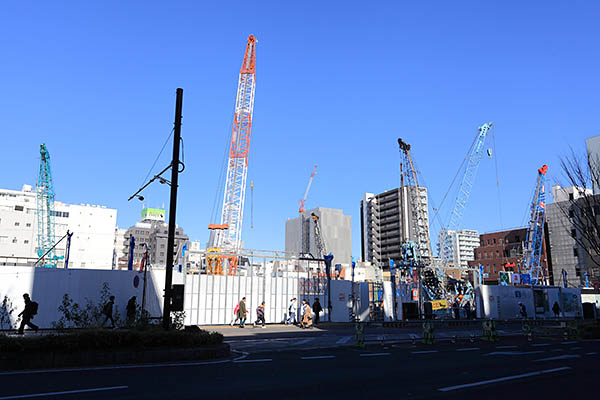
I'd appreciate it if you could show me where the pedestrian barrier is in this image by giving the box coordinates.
[422,321,435,345]
[382,321,406,328]
[566,320,580,340]
[481,320,498,342]
[355,322,365,348]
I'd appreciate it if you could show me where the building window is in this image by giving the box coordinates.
[14,222,20,227]
[493,238,496,244]
[493,264,497,273]
[0,236,8,244]
[569,193,574,201]
[571,229,577,238]
[26,223,31,227]
[498,238,503,244]
[515,235,520,242]
[14,205,24,212]
[12,238,17,244]
[24,240,29,244]
[160,252,165,256]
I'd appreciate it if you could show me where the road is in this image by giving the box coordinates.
[0,325,597,399]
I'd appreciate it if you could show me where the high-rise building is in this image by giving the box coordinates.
[438,229,479,269]
[360,186,429,266]
[285,207,352,266]
[547,185,597,287]
[586,135,600,195]
[0,184,117,269]
[120,208,188,270]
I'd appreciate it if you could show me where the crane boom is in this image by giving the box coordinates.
[522,165,548,285]
[36,143,57,268]
[299,164,317,213]
[210,35,257,251]
[440,122,493,267]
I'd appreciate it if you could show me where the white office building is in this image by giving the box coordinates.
[0,185,117,269]
[438,229,479,269]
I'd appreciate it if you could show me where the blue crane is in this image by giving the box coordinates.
[36,143,57,268]
[440,122,493,267]
[522,165,548,285]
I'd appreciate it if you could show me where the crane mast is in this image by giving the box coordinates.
[210,35,257,252]
[299,164,317,214]
[440,122,493,267]
[522,165,548,285]
[36,143,57,268]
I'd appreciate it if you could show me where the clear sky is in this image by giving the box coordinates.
[1,1,599,259]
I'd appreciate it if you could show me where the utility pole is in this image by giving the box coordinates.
[163,88,183,330]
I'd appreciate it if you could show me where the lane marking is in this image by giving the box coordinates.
[586,352,598,355]
[336,336,352,344]
[485,351,544,356]
[496,345,518,349]
[233,358,273,364]
[569,347,583,350]
[0,385,128,399]
[534,354,581,362]
[295,338,315,345]
[412,350,439,354]
[561,341,577,345]
[301,356,336,360]
[438,367,571,392]
[360,353,391,357]
[531,343,551,347]
[456,347,480,352]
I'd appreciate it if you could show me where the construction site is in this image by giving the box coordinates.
[1,34,599,330]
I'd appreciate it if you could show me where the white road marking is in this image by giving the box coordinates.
[360,352,391,357]
[295,338,315,345]
[301,355,336,360]
[438,367,571,392]
[531,343,552,347]
[0,385,128,399]
[534,354,581,362]
[233,358,273,363]
[561,341,577,345]
[496,345,518,349]
[456,347,480,352]
[336,336,352,344]
[586,352,598,355]
[412,350,439,354]
[485,351,544,356]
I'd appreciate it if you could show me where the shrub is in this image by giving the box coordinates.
[0,328,223,354]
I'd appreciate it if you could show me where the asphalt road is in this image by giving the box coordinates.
[0,336,598,399]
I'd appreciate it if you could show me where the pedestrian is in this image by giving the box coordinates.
[312,298,322,325]
[101,295,116,328]
[286,298,297,325]
[126,296,136,326]
[453,299,460,320]
[230,301,240,326]
[254,301,266,328]
[237,297,248,328]
[301,299,313,329]
[17,293,39,334]
[552,301,560,318]
[519,302,527,319]
[464,301,472,320]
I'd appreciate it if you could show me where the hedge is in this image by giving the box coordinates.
[0,329,223,354]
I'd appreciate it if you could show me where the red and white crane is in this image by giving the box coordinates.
[209,35,257,253]
[299,164,317,214]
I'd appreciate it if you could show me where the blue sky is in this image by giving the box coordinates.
[1,1,599,259]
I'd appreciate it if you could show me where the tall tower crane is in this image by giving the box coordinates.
[439,122,493,267]
[299,165,317,255]
[208,35,257,274]
[522,164,548,285]
[36,143,57,268]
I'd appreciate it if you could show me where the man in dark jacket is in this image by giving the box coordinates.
[126,296,136,326]
[312,298,323,325]
[101,296,116,328]
[17,293,39,334]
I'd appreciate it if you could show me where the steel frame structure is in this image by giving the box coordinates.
[440,122,493,267]
[36,143,57,268]
[213,35,257,251]
[522,165,548,285]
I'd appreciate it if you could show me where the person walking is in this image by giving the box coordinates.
[519,302,527,319]
[17,294,39,334]
[312,298,323,325]
[552,301,561,318]
[101,296,116,328]
[464,301,472,320]
[254,301,266,328]
[453,299,460,320]
[286,298,297,325]
[301,299,313,329]
[237,297,248,328]
[126,296,136,326]
[230,301,240,326]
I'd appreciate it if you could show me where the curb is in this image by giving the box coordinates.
[0,343,230,371]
